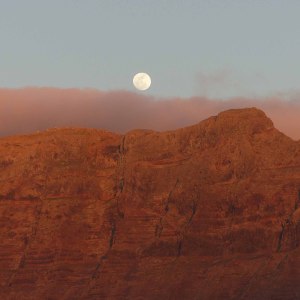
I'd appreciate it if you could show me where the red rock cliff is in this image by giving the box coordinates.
[0,108,300,299]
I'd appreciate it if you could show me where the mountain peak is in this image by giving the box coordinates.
[209,107,274,136]
[0,108,299,299]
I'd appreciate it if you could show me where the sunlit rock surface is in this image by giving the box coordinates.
[0,108,300,299]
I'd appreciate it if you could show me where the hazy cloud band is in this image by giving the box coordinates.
[0,88,299,140]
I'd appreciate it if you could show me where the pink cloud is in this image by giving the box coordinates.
[0,87,299,140]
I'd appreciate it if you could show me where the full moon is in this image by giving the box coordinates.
[133,72,151,91]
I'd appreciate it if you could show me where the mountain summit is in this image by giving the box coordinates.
[1,108,300,299]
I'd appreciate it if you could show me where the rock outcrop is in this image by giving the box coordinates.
[0,108,300,299]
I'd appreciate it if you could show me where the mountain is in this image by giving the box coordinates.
[0,108,300,300]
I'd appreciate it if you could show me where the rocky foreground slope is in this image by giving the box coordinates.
[0,108,300,300]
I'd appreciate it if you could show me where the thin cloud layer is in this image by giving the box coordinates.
[0,88,299,140]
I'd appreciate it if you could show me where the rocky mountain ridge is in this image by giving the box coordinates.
[0,107,300,299]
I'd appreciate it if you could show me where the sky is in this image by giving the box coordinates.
[0,1,299,140]
[1,1,300,98]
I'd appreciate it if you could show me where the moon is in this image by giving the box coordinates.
[133,72,151,91]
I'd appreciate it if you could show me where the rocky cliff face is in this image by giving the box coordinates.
[0,108,300,300]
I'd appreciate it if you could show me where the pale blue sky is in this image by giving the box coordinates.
[0,0,300,98]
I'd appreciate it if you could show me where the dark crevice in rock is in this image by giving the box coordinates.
[92,262,101,279]
[115,135,127,218]
[155,223,163,238]
[177,240,183,257]
[109,221,116,249]
[7,200,43,287]
[81,134,123,293]
[175,197,199,256]
[188,200,197,224]
[155,179,179,238]
[277,222,286,252]
[116,198,125,219]
[277,191,300,252]
[296,189,300,210]
[225,194,238,250]
[90,219,117,282]
[276,253,289,270]
[164,179,179,212]
[118,135,126,176]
